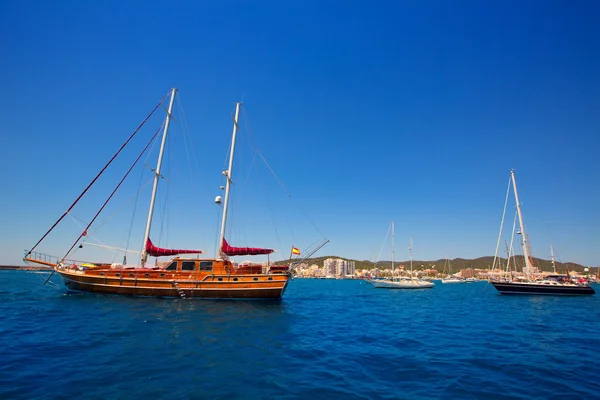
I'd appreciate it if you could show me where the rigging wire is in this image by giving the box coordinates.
[240,106,327,239]
[216,104,329,258]
[67,123,163,263]
[81,178,154,238]
[157,121,173,256]
[67,213,90,230]
[28,269,61,288]
[492,176,512,272]
[220,106,259,249]
[124,171,152,264]
[256,150,327,239]
[176,97,206,251]
[214,105,238,251]
[507,210,518,275]
[254,151,285,252]
[77,177,154,250]
[25,91,171,258]
[231,150,258,248]
[124,120,165,263]
[375,223,392,267]
[62,122,165,261]
[177,92,202,192]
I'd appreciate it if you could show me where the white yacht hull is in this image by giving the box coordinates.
[441,278,466,284]
[372,279,434,289]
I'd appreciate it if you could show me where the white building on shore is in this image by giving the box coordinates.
[323,258,356,277]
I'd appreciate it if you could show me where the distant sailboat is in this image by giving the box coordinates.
[372,222,434,289]
[490,170,594,296]
[441,258,465,284]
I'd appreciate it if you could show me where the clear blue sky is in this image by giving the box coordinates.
[2,1,599,267]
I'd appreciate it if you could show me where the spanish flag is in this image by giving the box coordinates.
[292,246,301,255]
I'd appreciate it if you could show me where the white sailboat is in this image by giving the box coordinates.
[441,258,465,284]
[372,223,434,289]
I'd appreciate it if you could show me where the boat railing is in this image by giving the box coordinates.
[23,250,61,267]
[23,250,80,269]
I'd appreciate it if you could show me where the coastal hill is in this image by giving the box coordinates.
[284,256,591,273]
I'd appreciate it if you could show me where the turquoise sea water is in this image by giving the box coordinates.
[1,271,600,399]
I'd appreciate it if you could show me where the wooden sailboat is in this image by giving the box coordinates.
[23,90,303,299]
[490,170,594,296]
[372,222,434,289]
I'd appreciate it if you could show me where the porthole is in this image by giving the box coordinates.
[144,273,150,278]
[115,273,121,277]
[233,277,238,281]
[99,273,104,276]
[129,273,134,277]
[159,273,165,277]
[268,277,273,281]
[218,277,223,281]
[253,277,258,281]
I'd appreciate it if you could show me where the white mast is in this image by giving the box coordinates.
[510,170,535,277]
[218,102,242,259]
[551,245,556,273]
[504,240,511,274]
[391,220,395,280]
[140,88,177,266]
[409,236,413,279]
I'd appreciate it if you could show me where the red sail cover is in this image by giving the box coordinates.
[222,238,274,256]
[146,238,202,257]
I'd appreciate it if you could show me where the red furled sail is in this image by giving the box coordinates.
[222,238,274,256]
[145,238,202,257]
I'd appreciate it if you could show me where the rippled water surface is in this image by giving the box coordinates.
[2,271,600,399]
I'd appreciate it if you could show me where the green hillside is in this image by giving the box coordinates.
[282,255,591,273]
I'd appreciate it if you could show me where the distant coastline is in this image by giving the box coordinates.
[0,265,52,271]
[283,255,597,273]
[3,254,597,273]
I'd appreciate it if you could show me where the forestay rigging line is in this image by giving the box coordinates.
[62,122,165,261]
[66,176,152,247]
[239,107,327,240]
[79,178,154,244]
[506,210,518,274]
[26,91,170,257]
[124,121,165,261]
[376,223,392,265]
[177,93,200,191]
[252,152,285,251]
[256,151,327,238]
[157,129,173,254]
[491,176,512,272]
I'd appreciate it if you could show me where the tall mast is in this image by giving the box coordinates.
[409,236,413,278]
[551,245,556,273]
[140,88,177,265]
[504,240,511,273]
[218,102,242,259]
[510,170,534,276]
[391,220,395,279]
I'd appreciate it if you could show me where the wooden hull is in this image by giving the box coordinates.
[491,281,595,296]
[57,269,289,299]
